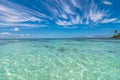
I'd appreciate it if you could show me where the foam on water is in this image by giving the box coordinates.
[0,39,120,80]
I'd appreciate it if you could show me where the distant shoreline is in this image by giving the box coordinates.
[0,37,119,40]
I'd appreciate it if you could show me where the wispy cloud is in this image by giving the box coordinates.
[11,27,19,31]
[0,4,40,23]
[71,0,80,8]
[54,0,116,26]
[20,34,30,37]
[0,32,10,36]
[102,18,117,23]
[0,0,119,28]
[0,32,30,37]
[0,0,49,27]
[0,22,43,27]
[102,0,112,5]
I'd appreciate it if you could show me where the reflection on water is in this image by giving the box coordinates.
[0,39,120,80]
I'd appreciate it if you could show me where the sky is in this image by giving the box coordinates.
[0,0,120,38]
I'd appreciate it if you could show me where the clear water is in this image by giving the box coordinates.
[0,39,120,80]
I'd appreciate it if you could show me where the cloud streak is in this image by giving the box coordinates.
[0,32,30,37]
[102,18,117,23]
[102,0,112,5]
[41,0,117,26]
[0,32,10,36]
[0,0,119,28]
[0,0,49,27]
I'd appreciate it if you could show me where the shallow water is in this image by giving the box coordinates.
[0,39,120,80]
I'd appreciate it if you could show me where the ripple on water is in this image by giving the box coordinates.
[0,39,120,80]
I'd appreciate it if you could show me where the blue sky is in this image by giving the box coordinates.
[0,0,120,38]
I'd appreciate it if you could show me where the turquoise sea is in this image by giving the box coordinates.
[0,39,120,80]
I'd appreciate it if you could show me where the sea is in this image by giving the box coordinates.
[0,39,120,80]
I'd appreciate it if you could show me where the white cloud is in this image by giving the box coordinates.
[53,0,118,26]
[56,20,72,26]
[0,32,10,36]
[102,18,117,23]
[89,9,106,23]
[56,14,82,26]
[0,0,119,28]
[12,27,19,31]
[59,0,75,15]
[102,0,112,5]
[0,22,42,27]
[0,5,41,23]
[61,14,68,19]
[20,34,30,37]
[25,34,30,36]
[55,0,113,26]
[71,16,80,24]
[71,0,79,8]
[0,32,31,37]
[64,5,74,14]
[0,0,49,27]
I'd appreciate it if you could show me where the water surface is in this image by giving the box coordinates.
[0,39,120,80]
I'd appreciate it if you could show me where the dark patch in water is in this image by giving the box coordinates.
[64,43,83,46]
[64,43,75,45]
[0,42,7,46]
[58,47,66,52]
[107,56,112,59]
[57,47,79,53]
[73,48,78,52]
[108,51,114,53]
[43,45,55,49]
[32,45,40,47]
[107,46,112,48]
[44,45,49,48]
